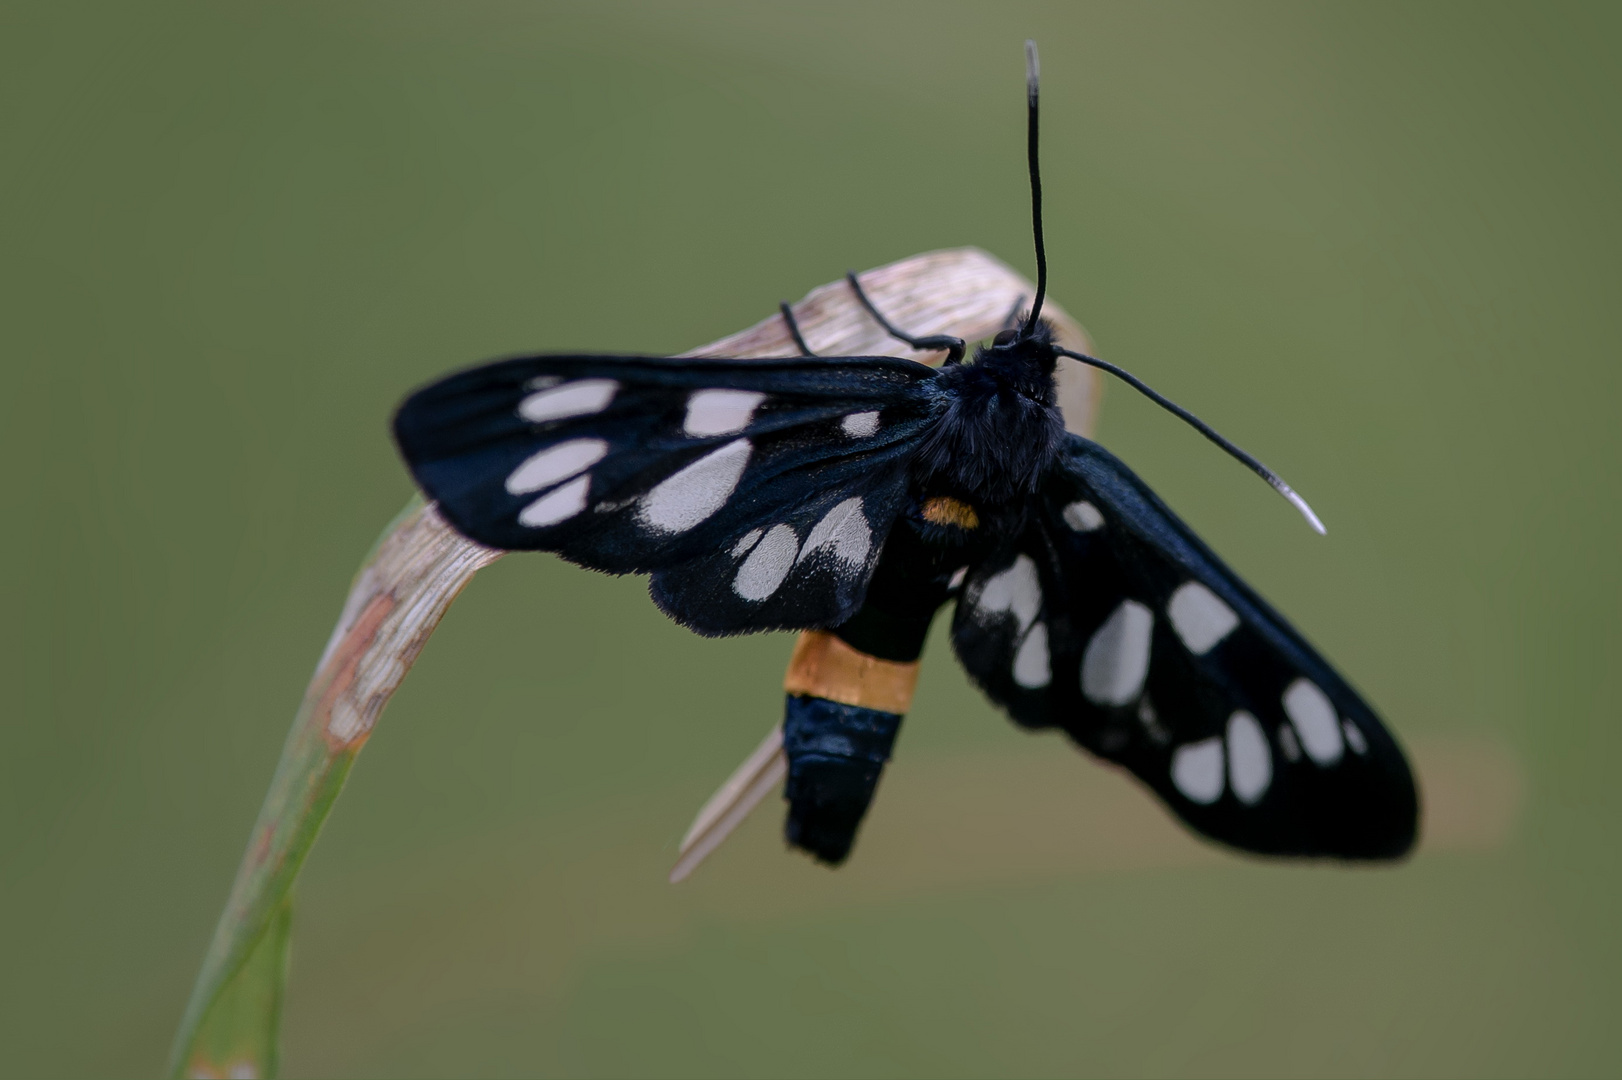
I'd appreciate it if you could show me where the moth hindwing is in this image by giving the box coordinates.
[950,434,1417,859]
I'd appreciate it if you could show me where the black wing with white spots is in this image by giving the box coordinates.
[650,481,913,635]
[394,353,941,634]
[952,434,1418,859]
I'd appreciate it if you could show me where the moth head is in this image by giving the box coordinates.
[975,316,1059,375]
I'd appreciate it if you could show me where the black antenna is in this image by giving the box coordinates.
[1055,345,1328,534]
[1022,40,1047,337]
[1018,43,1321,533]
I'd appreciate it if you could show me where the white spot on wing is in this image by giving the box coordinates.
[518,379,617,423]
[504,438,608,495]
[731,528,763,558]
[638,438,752,534]
[518,474,591,527]
[1013,622,1050,688]
[797,497,871,569]
[973,555,1042,632]
[1081,600,1154,705]
[1226,711,1271,803]
[1343,720,1369,755]
[1282,677,1344,765]
[1171,737,1224,804]
[684,389,765,436]
[841,411,880,437]
[1167,581,1240,655]
[733,524,798,601]
[1062,500,1104,531]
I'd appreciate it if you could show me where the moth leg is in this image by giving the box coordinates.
[778,300,817,356]
[845,270,967,365]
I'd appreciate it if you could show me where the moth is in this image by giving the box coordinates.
[394,43,1418,870]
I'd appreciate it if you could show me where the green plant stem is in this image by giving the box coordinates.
[168,496,499,1078]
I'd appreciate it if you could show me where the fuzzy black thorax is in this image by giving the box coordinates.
[912,320,1066,506]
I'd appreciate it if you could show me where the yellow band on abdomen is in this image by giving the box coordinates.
[783,630,921,714]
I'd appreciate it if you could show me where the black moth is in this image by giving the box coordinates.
[394,43,1418,865]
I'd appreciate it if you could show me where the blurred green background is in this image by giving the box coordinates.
[3,2,1619,1076]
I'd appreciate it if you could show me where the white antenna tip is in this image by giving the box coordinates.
[1281,487,1327,535]
[1025,40,1040,99]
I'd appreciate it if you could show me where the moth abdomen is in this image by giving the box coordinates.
[781,695,903,865]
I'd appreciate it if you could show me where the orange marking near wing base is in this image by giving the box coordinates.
[920,495,980,529]
[783,630,921,714]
